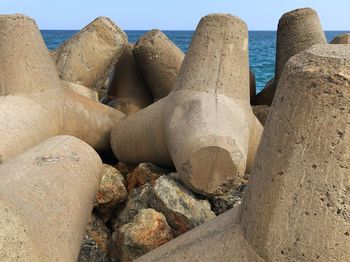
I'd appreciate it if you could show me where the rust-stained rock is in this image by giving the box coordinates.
[149,176,215,236]
[78,235,110,262]
[110,209,173,261]
[86,214,111,255]
[126,163,169,192]
[94,164,127,212]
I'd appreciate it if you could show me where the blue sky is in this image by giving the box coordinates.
[0,1,349,30]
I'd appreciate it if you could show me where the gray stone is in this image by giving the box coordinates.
[149,176,216,236]
[78,235,110,262]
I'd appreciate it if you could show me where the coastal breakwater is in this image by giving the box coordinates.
[0,7,349,262]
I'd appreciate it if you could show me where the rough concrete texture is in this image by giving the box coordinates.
[149,176,216,236]
[331,33,350,44]
[126,162,169,192]
[52,17,128,94]
[136,44,350,262]
[241,44,350,261]
[111,14,263,196]
[111,209,173,262]
[61,80,99,101]
[254,8,327,106]
[106,44,153,115]
[133,29,185,100]
[252,105,270,126]
[0,14,125,162]
[111,184,153,231]
[94,164,127,211]
[78,235,111,262]
[0,136,102,261]
[275,8,327,83]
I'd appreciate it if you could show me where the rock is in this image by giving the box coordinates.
[111,184,153,231]
[126,163,169,191]
[114,161,137,177]
[133,29,185,100]
[209,183,246,215]
[61,80,99,101]
[331,33,350,44]
[149,176,216,236]
[94,164,127,212]
[52,17,127,95]
[86,214,111,254]
[78,235,110,262]
[106,44,153,116]
[110,209,173,262]
[111,14,263,196]
[252,105,270,126]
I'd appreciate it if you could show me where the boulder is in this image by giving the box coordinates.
[111,14,263,196]
[126,163,169,192]
[252,105,270,125]
[330,33,350,44]
[106,44,153,115]
[252,78,275,105]
[0,136,102,261]
[52,17,127,95]
[86,214,111,255]
[0,14,125,162]
[78,235,110,262]
[111,184,153,230]
[149,176,216,236]
[94,164,127,212]
[133,29,184,100]
[110,209,173,262]
[61,80,99,101]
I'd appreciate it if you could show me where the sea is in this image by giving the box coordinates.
[41,30,348,92]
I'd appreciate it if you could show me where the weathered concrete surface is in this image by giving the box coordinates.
[110,209,173,262]
[241,44,350,262]
[106,45,153,115]
[254,8,327,106]
[136,44,350,262]
[133,29,184,100]
[0,14,124,162]
[111,14,263,196]
[149,176,215,236]
[61,80,99,101]
[250,70,256,102]
[331,33,350,44]
[0,136,102,261]
[52,17,127,95]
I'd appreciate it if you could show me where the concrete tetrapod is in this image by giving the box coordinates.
[51,16,127,95]
[0,135,102,261]
[136,45,350,262]
[106,44,153,115]
[133,29,185,100]
[0,14,124,162]
[111,14,263,196]
[254,8,327,105]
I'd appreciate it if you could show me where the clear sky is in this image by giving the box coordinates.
[0,0,349,30]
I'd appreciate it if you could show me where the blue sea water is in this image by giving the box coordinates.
[41,30,348,92]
